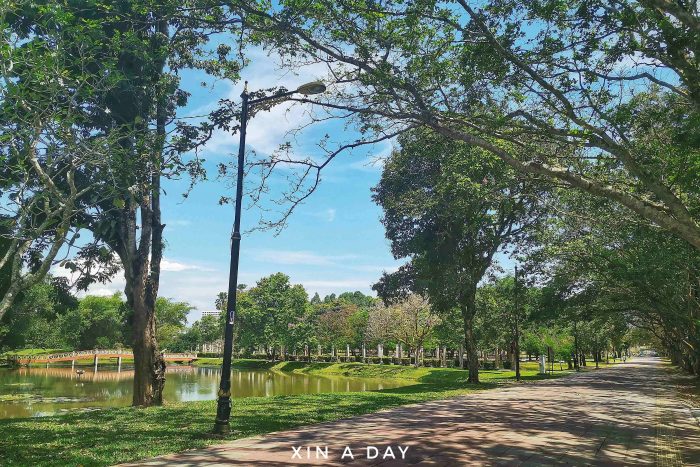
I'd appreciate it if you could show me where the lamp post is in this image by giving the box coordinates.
[513,266,521,381]
[213,80,326,435]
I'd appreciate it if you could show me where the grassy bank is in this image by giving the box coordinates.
[0,360,579,466]
[270,360,569,383]
[192,358,275,369]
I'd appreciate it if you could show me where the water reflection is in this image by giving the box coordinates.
[0,365,408,419]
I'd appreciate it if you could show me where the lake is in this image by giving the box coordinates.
[0,365,410,419]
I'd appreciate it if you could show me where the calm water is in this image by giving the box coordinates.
[0,365,409,419]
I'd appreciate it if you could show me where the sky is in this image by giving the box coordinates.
[75,49,404,323]
[70,47,514,324]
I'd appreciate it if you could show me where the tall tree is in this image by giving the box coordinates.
[235,1,700,251]
[373,129,545,382]
[247,273,309,359]
[5,0,246,405]
[0,14,116,317]
[77,294,130,349]
[533,188,700,374]
[315,300,357,358]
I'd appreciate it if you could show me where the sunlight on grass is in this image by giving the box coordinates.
[0,362,575,466]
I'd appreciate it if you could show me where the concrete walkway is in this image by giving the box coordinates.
[124,358,700,466]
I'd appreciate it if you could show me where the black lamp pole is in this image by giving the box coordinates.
[513,265,521,381]
[213,81,325,435]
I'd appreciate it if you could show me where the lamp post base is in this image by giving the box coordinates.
[213,395,232,435]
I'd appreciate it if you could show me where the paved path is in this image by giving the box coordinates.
[125,358,700,466]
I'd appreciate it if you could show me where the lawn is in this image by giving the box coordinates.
[192,358,275,369]
[0,360,580,466]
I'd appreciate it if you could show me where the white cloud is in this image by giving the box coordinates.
[83,284,125,298]
[195,48,331,159]
[161,259,201,272]
[251,249,357,266]
[347,264,399,274]
[167,219,192,227]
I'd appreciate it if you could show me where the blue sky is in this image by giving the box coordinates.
[76,50,402,322]
[72,48,514,323]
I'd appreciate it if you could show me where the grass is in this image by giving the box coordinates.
[0,388,478,466]
[192,358,275,369]
[0,360,575,466]
[271,360,566,383]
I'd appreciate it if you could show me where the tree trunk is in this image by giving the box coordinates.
[125,13,169,408]
[463,315,479,383]
[459,284,480,382]
[131,296,165,406]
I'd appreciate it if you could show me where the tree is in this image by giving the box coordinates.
[474,278,515,369]
[155,298,193,350]
[235,1,700,252]
[532,188,700,375]
[0,16,116,317]
[337,291,376,309]
[0,277,77,350]
[198,315,222,347]
[77,294,129,350]
[5,0,247,406]
[172,324,202,353]
[337,291,374,352]
[315,301,356,359]
[391,295,439,367]
[367,295,439,366]
[347,307,370,353]
[247,273,309,359]
[373,129,545,382]
[366,301,395,350]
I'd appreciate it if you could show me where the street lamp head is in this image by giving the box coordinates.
[296,81,326,95]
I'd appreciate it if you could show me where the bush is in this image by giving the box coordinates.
[197,352,223,358]
[366,356,392,364]
[422,358,441,367]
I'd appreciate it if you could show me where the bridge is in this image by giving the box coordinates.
[11,349,197,368]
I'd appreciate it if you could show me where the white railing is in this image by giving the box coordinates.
[19,350,197,361]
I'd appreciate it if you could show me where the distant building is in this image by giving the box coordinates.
[201,310,220,319]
